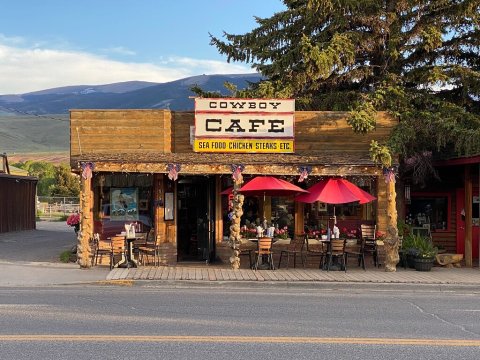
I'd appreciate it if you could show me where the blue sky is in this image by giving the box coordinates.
[0,0,285,94]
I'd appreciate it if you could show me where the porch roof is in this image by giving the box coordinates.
[71,152,386,176]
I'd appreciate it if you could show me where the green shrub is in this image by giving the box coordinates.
[59,250,73,263]
[412,234,438,258]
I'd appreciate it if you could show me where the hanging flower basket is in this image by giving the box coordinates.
[66,213,80,234]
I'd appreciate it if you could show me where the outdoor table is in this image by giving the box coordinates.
[115,233,145,268]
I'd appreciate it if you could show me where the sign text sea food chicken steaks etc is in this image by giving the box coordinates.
[193,98,295,153]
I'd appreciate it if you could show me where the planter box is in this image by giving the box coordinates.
[414,257,435,271]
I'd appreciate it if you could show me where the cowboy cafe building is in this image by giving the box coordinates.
[70,98,479,270]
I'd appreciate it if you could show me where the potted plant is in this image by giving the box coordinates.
[66,212,80,234]
[401,233,418,268]
[413,235,438,272]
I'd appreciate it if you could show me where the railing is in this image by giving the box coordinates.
[36,196,80,218]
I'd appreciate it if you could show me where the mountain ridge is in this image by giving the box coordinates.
[0,73,262,114]
[0,73,261,161]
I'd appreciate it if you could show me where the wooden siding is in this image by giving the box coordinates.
[173,111,395,157]
[294,111,395,154]
[0,175,37,233]
[172,111,194,153]
[70,109,172,157]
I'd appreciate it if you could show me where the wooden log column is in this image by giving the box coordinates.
[229,167,244,269]
[382,169,399,272]
[78,175,93,268]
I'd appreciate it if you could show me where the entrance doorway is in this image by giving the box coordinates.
[177,176,215,263]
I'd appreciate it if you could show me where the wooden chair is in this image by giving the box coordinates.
[278,235,305,269]
[304,235,326,269]
[345,238,366,270]
[326,238,347,272]
[254,237,275,270]
[109,236,126,269]
[361,224,378,267]
[138,232,161,266]
[92,233,111,266]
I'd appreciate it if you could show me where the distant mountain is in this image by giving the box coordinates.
[0,74,262,115]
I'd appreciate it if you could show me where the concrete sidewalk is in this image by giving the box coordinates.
[1,221,479,287]
[106,264,480,286]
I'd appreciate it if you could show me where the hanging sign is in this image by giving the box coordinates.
[194,98,295,153]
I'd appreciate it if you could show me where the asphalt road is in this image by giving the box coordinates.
[0,284,479,359]
[0,221,108,286]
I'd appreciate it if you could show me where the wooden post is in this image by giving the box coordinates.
[230,167,244,269]
[294,201,304,236]
[78,175,93,268]
[464,165,473,267]
[383,169,399,272]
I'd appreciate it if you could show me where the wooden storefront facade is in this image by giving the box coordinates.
[70,109,397,268]
[401,158,480,266]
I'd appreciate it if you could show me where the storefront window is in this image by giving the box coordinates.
[271,197,294,237]
[93,174,153,238]
[406,194,449,231]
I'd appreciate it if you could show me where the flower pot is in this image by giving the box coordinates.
[414,257,434,271]
[406,253,416,269]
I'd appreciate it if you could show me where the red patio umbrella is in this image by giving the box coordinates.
[239,176,308,220]
[240,176,308,197]
[295,178,376,224]
[295,178,375,204]
[220,187,233,195]
[342,180,377,204]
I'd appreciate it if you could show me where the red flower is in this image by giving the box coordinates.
[66,213,80,226]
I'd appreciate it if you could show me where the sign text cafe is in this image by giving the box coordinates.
[193,98,295,153]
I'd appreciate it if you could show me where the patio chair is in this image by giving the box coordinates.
[361,224,378,267]
[138,231,161,266]
[345,238,366,270]
[239,240,255,269]
[109,236,126,269]
[304,235,326,269]
[92,233,111,266]
[278,235,305,269]
[326,238,347,272]
[254,237,275,270]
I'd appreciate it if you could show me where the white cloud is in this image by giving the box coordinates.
[102,46,137,56]
[0,41,253,94]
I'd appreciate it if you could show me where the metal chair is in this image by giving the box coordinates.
[239,240,255,269]
[254,237,275,270]
[109,236,126,269]
[138,231,161,266]
[361,224,378,267]
[326,238,347,272]
[345,238,366,270]
[278,235,305,269]
[92,233,111,266]
[304,235,326,269]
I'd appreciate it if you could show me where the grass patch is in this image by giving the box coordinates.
[59,250,73,263]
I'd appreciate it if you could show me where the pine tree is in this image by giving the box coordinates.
[207,0,480,175]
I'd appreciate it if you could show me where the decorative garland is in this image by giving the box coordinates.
[383,166,396,183]
[167,163,181,181]
[231,164,245,184]
[80,162,95,180]
[298,165,312,182]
